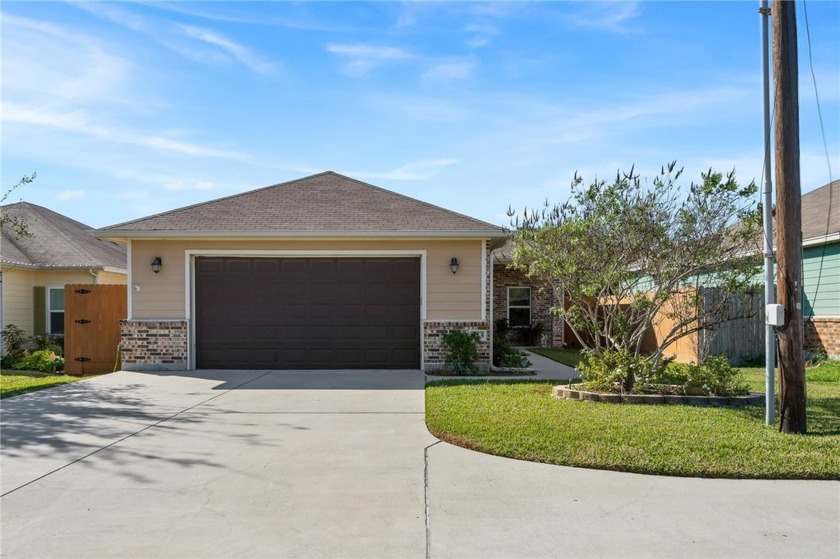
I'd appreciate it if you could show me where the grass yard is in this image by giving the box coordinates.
[528,346,585,368]
[1,370,88,399]
[425,360,840,479]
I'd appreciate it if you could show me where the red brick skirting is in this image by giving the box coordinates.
[424,321,491,371]
[804,318,840,358]
[120,320,189,371]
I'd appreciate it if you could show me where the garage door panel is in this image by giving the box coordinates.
[196,257,421,369]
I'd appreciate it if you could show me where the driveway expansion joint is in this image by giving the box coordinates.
[424,440,441,559]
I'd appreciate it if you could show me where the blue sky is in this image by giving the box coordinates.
[2,1,838,229]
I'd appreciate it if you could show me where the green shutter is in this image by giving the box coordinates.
[33,286,46,336]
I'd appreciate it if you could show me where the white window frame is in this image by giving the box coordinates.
[47,286,65,336]
[507,286,531,327]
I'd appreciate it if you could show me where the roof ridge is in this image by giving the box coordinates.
[103,171,337,230]
[332,172,504,231]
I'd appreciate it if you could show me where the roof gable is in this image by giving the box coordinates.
[802,180,839,242]
[98,172,505,238]
[1,202,126,270]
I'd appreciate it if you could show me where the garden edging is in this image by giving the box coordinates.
[553,384,764,406]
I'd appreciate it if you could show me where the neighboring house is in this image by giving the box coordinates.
[94,172,507,371]
[491,241,564,347]
[802,180,839,358]
[0,202,127,342]
[494,179,840,361]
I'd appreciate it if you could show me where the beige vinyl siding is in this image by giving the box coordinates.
[96,270,127,284]
[1,268,98,335]
[130,239,485,321]
[2,268,34,333]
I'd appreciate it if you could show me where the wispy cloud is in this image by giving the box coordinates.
[56,189,85,201]
[422,60,475,82]
[164,180,215,191]
[2,103,246,159]
[72,2,279,75]
[464,23,500,48]
[351,159,459,181]
[563,1,643,33]
[326,43,413,76]
[179,25,277,75]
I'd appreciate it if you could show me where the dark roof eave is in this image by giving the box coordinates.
[94,229,508,242]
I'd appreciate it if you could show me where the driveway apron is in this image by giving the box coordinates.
[1,369,435,558]
[2,370,838,558]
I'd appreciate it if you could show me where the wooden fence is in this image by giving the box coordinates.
[63,284,127,375]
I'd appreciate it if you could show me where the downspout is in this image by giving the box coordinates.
[88,268,99,284]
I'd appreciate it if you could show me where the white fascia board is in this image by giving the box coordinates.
[803,233,840,247]
[93,229,508,242]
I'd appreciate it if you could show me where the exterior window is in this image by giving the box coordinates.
[48,288,65,336]
[507,287,531,327]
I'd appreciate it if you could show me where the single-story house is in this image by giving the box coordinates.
[802,179,839,357]
[490,241,564,347]
[94,172,508,371]
[1,202,127,341]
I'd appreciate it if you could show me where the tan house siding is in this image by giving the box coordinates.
[1,268,114,335]
[2,268,34,333]
[129,239,485,321]
[96,270,127,285]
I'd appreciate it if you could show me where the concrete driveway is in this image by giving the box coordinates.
[2,370,838,558]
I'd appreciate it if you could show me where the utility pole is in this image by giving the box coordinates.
[759,0,775,426]
[772,0,806,434]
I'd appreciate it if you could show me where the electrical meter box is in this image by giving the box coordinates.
[766,304,785,326]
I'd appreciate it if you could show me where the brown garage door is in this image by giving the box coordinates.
[195,257,421,369]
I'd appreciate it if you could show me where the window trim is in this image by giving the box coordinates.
[507,286,532,327]
[47,286,65,336]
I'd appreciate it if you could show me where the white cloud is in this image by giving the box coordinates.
[56,189,85,201]
[179,25,277,75]
[564,1,642,33]
[422,60,475,82]
[351,159,459,181]
[326,43,412,76]
[2,102,246,160]
[164,180,216,191]
[464,23,500,48]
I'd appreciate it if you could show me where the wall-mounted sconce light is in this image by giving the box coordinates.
[151,257,162,274]
[450,257,459,274]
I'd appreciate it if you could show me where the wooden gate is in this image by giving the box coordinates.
[63,284,127,375]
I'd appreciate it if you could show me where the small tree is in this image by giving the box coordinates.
[1,173,37,239]
[508,163,761,391]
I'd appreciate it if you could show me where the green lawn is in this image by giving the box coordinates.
[1,370,88,399]
[528,346,585,369]
[425,360,840,479]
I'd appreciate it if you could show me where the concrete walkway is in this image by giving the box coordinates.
[2,370,838,558]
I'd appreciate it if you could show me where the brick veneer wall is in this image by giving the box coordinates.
[120,320,189,371]
[492,264,563,347]
[424,320,491,371]
[804,317,840,358]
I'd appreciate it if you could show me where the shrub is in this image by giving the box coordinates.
[442,330,481,375]
[512,321,545,346]
[579,349,665,393]
[13,350,65,374]
[493,336,531,369]
[31,333,63,356]
[1,324,28,355]
[668,356,749,396]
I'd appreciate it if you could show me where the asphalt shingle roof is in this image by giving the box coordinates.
[802,180,839,242]
[99,172,506,236]
[1,202,126,270]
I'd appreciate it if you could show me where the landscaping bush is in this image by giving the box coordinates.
[31,333,63,356]
[493,336,531,369]
[578,349,665,393]
[442,329,481,375]
[667,356,750,396]
[1,324,27,355]
[512,321,545,346]
[13,350,64,374]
